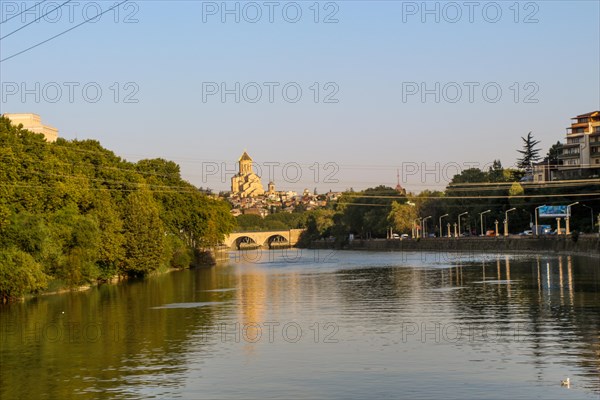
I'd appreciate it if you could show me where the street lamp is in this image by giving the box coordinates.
[439,214,449,237]
[581,204,593,233]
[534,205,546,236]
[479,210,491,236]
[422,216,432,238]
[566,202,579,235]
[458,212,468,238]
[504,208,516,237]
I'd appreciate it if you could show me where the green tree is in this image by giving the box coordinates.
[0,248,49,303]
[545,141,563,166]
[389,201,418,234]
[517,131,542,171]
[450,168,488,184]
[341,186,404,238]
[121,191,165,276]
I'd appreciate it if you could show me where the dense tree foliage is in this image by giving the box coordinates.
[544,141,563,166]
[235,212,307,231]
[338,186,405,238]
[0,116,235,302]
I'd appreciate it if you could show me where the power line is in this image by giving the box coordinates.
[343,192,600,200]
[0,0,128,63]
[0,0,72,41]
[0,0,48,25]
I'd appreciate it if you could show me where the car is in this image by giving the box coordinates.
[485,230,496,237]
[400,234,409,239]
[519,230,533,236]
[391,233,400,239]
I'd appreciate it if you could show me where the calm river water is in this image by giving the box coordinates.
[1,250,599,399]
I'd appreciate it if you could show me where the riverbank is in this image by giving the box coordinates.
[308,236,600,258]
[19,250,224,303]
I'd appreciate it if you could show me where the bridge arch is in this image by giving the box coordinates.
[265,234,290,248]
[235,236,259,250]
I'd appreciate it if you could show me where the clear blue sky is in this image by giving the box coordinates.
[1,0,599,192]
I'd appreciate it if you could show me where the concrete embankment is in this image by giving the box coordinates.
[308,236,600,258]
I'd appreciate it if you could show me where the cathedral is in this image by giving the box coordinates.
[231,151,265,197]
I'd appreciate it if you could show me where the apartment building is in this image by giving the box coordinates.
[557,111,600,178]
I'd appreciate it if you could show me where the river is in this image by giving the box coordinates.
[1,249,599,399]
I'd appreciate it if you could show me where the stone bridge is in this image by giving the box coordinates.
[223,229,305,249]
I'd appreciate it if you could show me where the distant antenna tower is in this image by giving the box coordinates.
[395,169,406,195]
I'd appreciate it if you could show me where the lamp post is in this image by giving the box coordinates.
[479,210,491,236]
[458,212,468,238]
[504,208,516,237]
[439,214,449,237]
[534,205,546,236]
[566,202,579,235]
[422,216,432,238]
[581,204,593,233]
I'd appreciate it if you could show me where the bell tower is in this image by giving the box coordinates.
[239,151,253,175]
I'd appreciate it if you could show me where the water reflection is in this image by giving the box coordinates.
[1,251,599,399]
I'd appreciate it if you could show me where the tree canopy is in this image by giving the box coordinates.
[0,116,235,302]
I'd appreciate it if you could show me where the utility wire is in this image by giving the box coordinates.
[342,192,600,200]
[0,0,72,40]
[0,0,128,63]
[0,0,47,25]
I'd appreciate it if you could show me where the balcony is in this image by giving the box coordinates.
[558,152,581,159]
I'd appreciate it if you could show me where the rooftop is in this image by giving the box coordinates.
[572,111,600,119]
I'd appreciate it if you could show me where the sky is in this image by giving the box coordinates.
[1,0,599,193]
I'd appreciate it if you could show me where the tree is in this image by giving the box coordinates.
[389,201,418,234]
[341,186,404,238]
[121,190,165,276]
[0,248,48,303]
[450,168,488,184]
[545,141,563,166]
[517,132,542,171]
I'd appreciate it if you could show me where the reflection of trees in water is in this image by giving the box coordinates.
[331,254,599,393]
[442,255,599,393]
[335,267,411,306]
[0,267,237,399]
